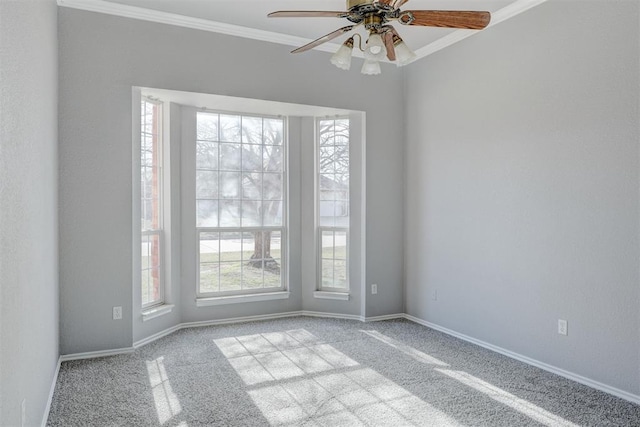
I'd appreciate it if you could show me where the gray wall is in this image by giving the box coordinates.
[58,8,405,354]
[0,0,59,425]
[404,0,640,395]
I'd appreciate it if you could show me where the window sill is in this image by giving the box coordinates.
[313,291,350,301]
[142,304,175,322]
[196,291,290,307]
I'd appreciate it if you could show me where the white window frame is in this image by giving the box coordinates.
[316,117,350,293]
[139,97,165,310]
[194,110,288,298]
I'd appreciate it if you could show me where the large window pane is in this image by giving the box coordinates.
[263,173,282,200]
[242,201,262,227]
[196,141,218,169]
[196,170,218,199]
[220,115,241,142]
[264,231,282,288]
[220,144,241,170]
[197,113,218,141]
[220,262,243,292]
[197,200,218,227]
[220,200,241,227]
[264,119,283,145]
[200,263,220,293]
[263,145,283,172]
[199,232,221,293]
[220,172,241,199]
[242,116,262,144]
[196,113,285,296]
[200,232,220,263]
[242,144,263,171]
[220,232,242,261]
[242,173,262,200]
[263,201,283,227]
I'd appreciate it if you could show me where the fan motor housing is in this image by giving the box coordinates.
[347,0,374,9]
[346,0,392,24]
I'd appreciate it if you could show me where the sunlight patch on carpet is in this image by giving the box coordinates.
[361,330,449,366]
[146,357,182,424]
[218,329,460,426]
[435,369,579,427]
[214,329,358,386]
[248,368,461,426]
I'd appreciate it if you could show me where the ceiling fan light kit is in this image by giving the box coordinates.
[269,0,491,75]
[364,33,386,60]
[392,35,416,67]
[330,37,355,70]
[361,59,382,75]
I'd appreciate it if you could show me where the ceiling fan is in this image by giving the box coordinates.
[268,0,491,75]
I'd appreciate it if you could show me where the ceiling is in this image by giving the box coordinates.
[58,0,547,62]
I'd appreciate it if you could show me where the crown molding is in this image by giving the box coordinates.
[58,0,547,64]
[56,0,344,54]
[413,0,549,61]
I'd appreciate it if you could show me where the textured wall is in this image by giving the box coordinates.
[58,8,405,354]
[404,0,640,395]
[0,0,59,425]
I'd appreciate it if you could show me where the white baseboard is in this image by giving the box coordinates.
[301,310,363,321]
[133,310,394,349]
[365,313,405,322]
[59,346,135,362]
[66,311,404,359]
[133,324,181,348]
[132,311,305,348]
[181,311,305,329]
[41,356,62,427]
[403,314,640,406]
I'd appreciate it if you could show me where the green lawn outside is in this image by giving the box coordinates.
[142,244,347,301]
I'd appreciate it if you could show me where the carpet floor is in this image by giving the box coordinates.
[47,317,640,426]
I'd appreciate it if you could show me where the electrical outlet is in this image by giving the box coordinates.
[371,284,377,295]
[432,289,438,301]
[21,399,26,427]
[113,306,122,320]
[558,319,568,336]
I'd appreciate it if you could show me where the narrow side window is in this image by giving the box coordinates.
[141,98,164,308]
[317,118,350,291]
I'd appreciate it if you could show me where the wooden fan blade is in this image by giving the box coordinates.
[268,11,348,18]
[384,31,396,61]
[291,26,355,53]
[399,10,491,30]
